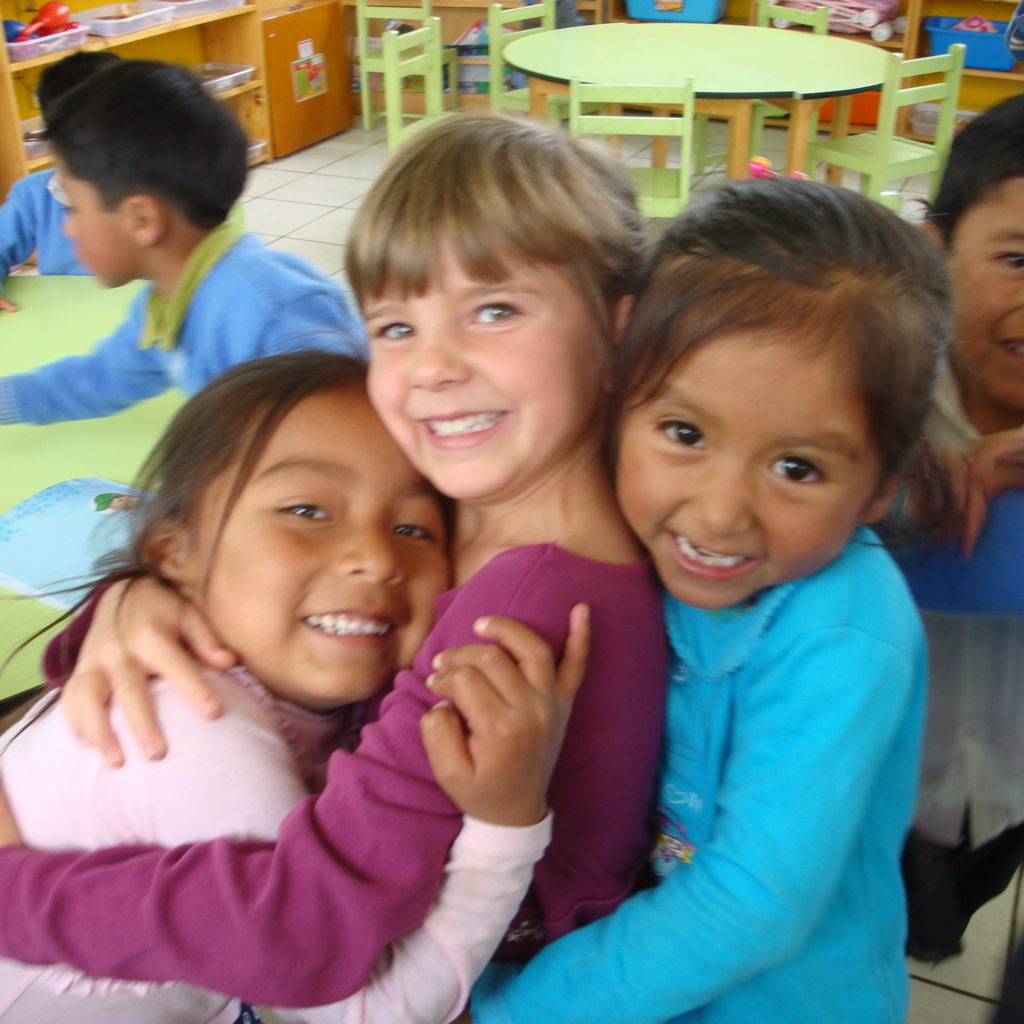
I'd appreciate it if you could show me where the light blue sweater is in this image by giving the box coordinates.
[0,169,86,290]
[473,527,925,1024]
[0,234,365,424]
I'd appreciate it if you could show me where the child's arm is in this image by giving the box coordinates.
[0,551,659,1007]
[0,290,168,424]
[276,612,586,1024]
[0,177,50,314]
[1006,0,1024,59]
[469,624,921,1024]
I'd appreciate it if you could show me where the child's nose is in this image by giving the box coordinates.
[407,331,467,389]
[334,526,404,585]
[691,463,753,537]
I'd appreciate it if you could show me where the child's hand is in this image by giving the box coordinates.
[0,780,23,847]
[420,605,589,828]
[0,294,17,314]
[62,577,237,766]
[957,430,1024,555]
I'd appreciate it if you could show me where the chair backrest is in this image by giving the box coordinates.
[755,0,829,32]
[874,43,965,156]
[568,77,696,218]
[488,0,555,110]
[356,0,433,63]
[381,17,447,151]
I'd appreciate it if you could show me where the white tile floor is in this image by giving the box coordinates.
[246,114,1005,1024]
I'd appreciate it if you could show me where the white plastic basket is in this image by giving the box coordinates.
[78,2,174,37]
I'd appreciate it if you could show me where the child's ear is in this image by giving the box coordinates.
[859,476,903,526]
[117,194,169,249]
[144,521,192,587]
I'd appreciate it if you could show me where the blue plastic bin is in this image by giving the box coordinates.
[626,0,726,24]
[925,16,1014,71]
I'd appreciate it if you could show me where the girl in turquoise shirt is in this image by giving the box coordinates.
[470,179,949,1024]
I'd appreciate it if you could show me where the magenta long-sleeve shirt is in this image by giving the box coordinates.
[0,544,667,1007]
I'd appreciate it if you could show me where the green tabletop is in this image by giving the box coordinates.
[504,22,888,99]
[0,275,184,696]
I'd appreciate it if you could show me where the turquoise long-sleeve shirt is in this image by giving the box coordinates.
[473,527,925,1024]
[0,233,365,424]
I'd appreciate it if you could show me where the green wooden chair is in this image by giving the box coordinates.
[569,77,696,219]
[808,43,965,202]
[487,0,556,115]
[355,0,458,132]
[693,0,829,173]
[381,18,450,153]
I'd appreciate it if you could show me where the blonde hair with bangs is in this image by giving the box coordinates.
[345,112,647,343]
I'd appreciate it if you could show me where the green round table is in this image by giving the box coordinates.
[0,275,184,695]
[505,22,890,178]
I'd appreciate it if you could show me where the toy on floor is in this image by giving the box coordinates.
[747,156,810,181]
[772,0,903,41]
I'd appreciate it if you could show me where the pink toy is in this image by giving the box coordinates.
[747,156,811,180]
[773,0,903,41]
[950,14,995,31]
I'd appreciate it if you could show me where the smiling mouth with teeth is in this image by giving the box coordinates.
[675,535,749,570]
[305,613,393,637]
[427,412,503,437]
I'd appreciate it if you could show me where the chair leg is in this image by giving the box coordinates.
[443,52,460,111]
[693,114,708,173]
[359,62,377,131]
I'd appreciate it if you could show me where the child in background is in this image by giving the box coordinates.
[0,113,667,1008]
[0,349,575,1023]
[0,50,120,313]
[465,179,948,1024]
[896,92,1024,961]
[0,59,363,425]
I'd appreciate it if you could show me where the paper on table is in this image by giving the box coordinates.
[0,477,140,609]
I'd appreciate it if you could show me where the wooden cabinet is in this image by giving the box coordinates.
[0,0,271,200]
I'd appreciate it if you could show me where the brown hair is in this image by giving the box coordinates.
[345,112,648,349]
[618,179,950,484]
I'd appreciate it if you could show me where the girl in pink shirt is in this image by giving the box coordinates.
[0,350,572,1023]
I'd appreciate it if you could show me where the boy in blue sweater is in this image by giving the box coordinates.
[0,50,120,313]
[0,59,364,424]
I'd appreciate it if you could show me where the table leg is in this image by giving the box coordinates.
[723,100,751,181]
[783,97,815,177]
[527,75,568,123]
[826,95,852,186]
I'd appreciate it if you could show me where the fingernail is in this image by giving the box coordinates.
[474,616,491,633]
[425,672,437,688]
[144,743,165,761]
[105,753,123,769]
[432,653,442,670]
[202,699,220,719]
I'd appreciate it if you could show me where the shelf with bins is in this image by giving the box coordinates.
[735,0,1023,117]
[0,1,270,200]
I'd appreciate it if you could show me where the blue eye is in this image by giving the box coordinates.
[478,304,515,324]
[377,322,413,341]
[662,420,705,448]
[771,456,821,483]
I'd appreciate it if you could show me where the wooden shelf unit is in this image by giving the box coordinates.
[0,1,270,200]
